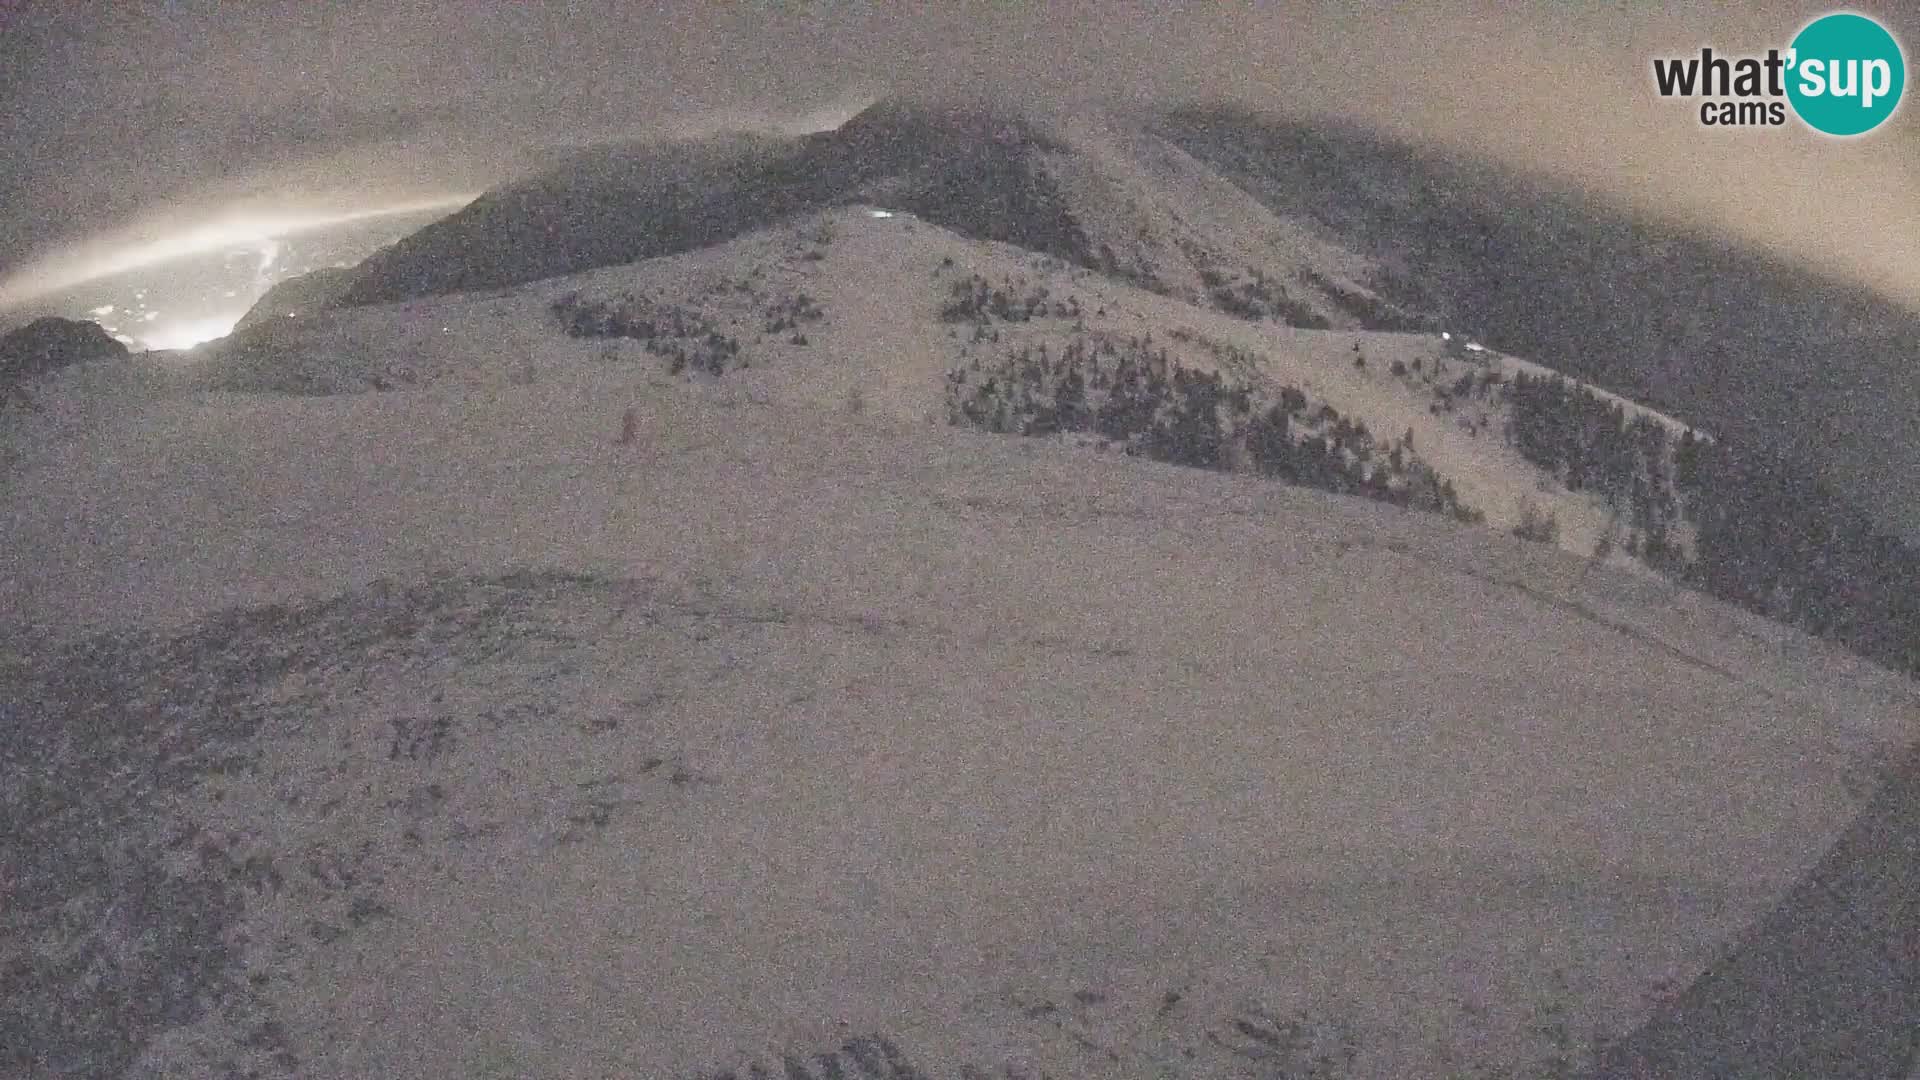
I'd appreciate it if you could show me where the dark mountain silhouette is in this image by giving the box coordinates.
[326,98,1404,330]
[235,267,361,332]
[334,103,1094,309]
[807,98,1093,265]
[334,133,791,306]
[0,316,127,380]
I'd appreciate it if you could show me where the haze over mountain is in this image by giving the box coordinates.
[7,3,1920,309]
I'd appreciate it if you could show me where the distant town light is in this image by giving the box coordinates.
[867,209,894,219]
[139,312,245,350]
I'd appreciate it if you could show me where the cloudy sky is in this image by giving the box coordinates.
[2,1,1917,307]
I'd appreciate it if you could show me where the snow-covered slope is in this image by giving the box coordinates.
[6,103,1913,1079]
[264,95,1920,547]
[3,328,1916,1077]
[1036,107,1399,327]
[3,199,1920,1068]
[194,206,1699,569]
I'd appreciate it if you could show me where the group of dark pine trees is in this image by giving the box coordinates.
[1504,369,1920,676]
[945,332,1481,524]
[572,263,1920,680]
[951,325,1920,678]
[1504,371,1687,567]
[551,292,743,376]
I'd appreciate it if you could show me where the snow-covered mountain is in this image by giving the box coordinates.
[229,96,1920,675]
[8,266,1918,1075]
[209,202,1696,572]
[7,97,1920,1079]
[279,96,1920,551]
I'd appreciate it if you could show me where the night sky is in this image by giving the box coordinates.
[2,1,1916,343]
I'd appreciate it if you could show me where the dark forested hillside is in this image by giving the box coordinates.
[1156,105,1920,543]
[1501,369,1920,678]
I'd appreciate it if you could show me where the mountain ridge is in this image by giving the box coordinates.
[319,98,1423,334]
[298,98,1920,553]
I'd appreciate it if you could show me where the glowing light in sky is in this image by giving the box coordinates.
[0,194,478,309]
[138,311,250,351]
[90,304,115,316]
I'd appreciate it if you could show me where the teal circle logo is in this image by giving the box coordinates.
[1787,12,1906,135]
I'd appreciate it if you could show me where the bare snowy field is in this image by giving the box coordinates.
[4,274,1917,1075]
